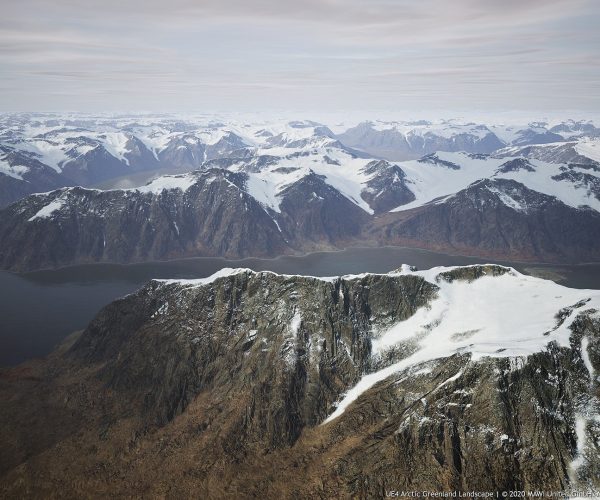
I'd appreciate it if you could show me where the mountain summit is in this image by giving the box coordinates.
[1,265,599,496]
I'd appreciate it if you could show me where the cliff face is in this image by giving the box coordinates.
[371,178,600,263]
[0,149,69,208]
[0,170,289,270]
[2,172,600,272]
[1,266,599,497]
[277,171,371,249]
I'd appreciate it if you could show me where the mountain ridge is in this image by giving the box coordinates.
[2,114,599,207]
[1,264,599,497]
[1,159,599,271]
[1,115,599,271]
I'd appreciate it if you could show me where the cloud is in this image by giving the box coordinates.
[0,0,598,113]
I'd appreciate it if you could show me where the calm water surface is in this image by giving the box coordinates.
[1,246,599,366]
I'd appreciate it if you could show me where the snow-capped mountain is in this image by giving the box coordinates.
[1,144,599,270]
[337,120,505,160]
[494,139,600,166]
[1,114,599,269]
[389,151,600,213]
[2,265,599,495]
[0,145,68,206]
[0,114,356,206]
[3,114,597,204]
[337,119,600,160]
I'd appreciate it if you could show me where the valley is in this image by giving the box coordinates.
[1,115,600,272]
[1,114,600,497]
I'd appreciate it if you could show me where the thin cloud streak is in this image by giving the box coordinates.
[0,0,598,113]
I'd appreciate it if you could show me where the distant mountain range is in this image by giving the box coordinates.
[1,114,599,270]
[2,114,598,207]
[337,119,600,160]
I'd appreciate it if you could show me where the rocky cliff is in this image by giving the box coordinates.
[0,169,289,271]
[2,169,600,272]
[370,178,600,263]
[1,265,599,498]
[0,147,70,208]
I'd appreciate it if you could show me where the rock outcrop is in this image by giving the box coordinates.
[371,178,600,263]
[360,160,416,213]
[0,169,288,271]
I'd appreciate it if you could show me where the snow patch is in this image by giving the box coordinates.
[569,416,588,478]
[28,197,67,221]
[290,310,302,337]
[574,138,600,163]
[155,268,252,288]
[245,175,282,212]
[134,173,197,194]
[0,157,30,180]
[581,338,594,381]
[324,267,600,423]
[485,185,527,212]
[432,370,464,394]
[99,132,131,165]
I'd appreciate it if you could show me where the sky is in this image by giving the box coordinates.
[1,0,599,116]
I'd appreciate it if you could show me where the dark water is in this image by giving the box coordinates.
[1,246,599,367]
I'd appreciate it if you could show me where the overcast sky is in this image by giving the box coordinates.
[1,0,599,116]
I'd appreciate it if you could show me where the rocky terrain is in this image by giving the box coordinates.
[2,114,599,207]
[1,155,599,270]
[1,265,599,497]
[1,114,600,271]
[370,178,600,263]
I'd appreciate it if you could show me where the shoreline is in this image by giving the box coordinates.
[13,243,600,278]
[2,248,600,368]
